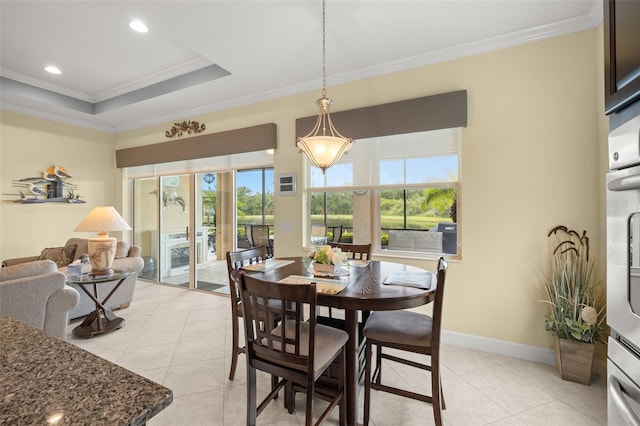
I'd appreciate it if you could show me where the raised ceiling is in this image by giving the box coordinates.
[0,0,601,133]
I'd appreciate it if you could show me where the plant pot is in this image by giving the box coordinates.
[554,336,595,385]
[312,262,337,275]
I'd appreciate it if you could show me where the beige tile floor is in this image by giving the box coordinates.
[67,280,607,425]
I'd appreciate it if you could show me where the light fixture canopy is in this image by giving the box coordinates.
[296,0,353,174]
[75,206,131,275]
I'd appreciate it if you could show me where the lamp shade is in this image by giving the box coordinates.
[74,206,131,235]
[74,207,131,275]
[296,135,353,173]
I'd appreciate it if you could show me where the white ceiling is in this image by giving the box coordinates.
[0,0,601,133]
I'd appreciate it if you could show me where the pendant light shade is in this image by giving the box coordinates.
[296,0,353,174]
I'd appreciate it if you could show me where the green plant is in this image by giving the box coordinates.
[541,226,606,344]
[421,187,457,222]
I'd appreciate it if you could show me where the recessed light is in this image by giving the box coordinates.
[44,66,61,75]
[129,20,148,33]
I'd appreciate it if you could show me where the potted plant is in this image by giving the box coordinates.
[308,245,346,275]
[541,225,606,385]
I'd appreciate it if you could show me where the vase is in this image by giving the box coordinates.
[554,336,595,385]
[312,262,337,275]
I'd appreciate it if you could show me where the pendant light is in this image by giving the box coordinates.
[296,0,353,174]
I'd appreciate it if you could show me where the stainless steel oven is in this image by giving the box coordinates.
[607,114,640,425]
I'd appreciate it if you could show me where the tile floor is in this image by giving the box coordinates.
[67,280,607,425]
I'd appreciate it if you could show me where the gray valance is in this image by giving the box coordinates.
[296,90,467,140]
[116,123,277,168]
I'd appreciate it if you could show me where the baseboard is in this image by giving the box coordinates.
[441,329,557,366]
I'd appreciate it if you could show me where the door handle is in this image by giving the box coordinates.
[186,226,189,241]
[609,375,640,425]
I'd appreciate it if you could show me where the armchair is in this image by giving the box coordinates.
[0,260,80,340]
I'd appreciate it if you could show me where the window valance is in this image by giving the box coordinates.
[295,90,467,140]
[116,123,276,168]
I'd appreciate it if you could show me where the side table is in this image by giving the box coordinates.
[66,269,132,338]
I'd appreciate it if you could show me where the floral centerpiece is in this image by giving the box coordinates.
[540,225,607,384]
[308,245,346,275]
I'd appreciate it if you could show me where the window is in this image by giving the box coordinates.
[308,128,460,256]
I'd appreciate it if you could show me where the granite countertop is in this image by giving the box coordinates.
[0,316,173,425]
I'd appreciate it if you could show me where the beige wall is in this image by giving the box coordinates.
[0,111,120,258]
[1,28,609,356]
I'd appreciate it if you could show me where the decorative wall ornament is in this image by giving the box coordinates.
[9,165,85,204]
[165,120,206,138]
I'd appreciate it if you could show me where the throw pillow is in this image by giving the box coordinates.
[38,244,77,267]
[115,242,130,259]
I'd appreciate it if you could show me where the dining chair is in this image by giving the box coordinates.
[250,225,274,258]
[245,224,255,247]
[329,242,371,260]
[363,257,448,426]
[329,225,343,243]
[235,270,348,426]
[311,223,328,245]
[225,246,269,380]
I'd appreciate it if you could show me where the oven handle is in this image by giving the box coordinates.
[608,173,640,191]
[609,376,640,425]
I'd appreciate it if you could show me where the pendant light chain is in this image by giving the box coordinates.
[322,0,327,96]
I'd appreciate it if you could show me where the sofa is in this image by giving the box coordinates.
[2,238,144,320]
[387,229,443,253]
[0,259,80,340]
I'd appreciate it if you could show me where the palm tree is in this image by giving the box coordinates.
[421,188,457,222]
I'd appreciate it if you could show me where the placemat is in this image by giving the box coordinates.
[279,275,348,294]
[241,258,294,272]
[382,270,434,290]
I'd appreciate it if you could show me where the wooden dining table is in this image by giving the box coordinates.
[255,257,436,425]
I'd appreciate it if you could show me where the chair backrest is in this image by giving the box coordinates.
[431,257,449,348]
[226,247,268,305]
[330,242,372,260]
[329,225,343,243]
[311,223,328,244]
[236,271,318,376]
[251,225,271,248]
[245,224,255,246]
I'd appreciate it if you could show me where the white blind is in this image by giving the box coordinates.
[310,128,460,189]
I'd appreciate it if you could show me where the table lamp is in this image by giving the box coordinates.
[74,206,132,275]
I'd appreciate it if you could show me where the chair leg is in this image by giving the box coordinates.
[431,357,443,426]
[285,381,295,414]
[305,382,314,426]
[272,375,279,400]
[364,341,372,426]
[229,318,240,380]
[246,366,257,426]
[375,344,382,385]
[338,348,347,426]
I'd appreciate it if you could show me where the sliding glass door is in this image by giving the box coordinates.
[133,173,227,291]
[133,178,159,280]
[132,168,271,293]
[236,168,274,249]
[158,175,193,287]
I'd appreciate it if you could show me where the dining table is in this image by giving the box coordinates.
[252,256,437,425]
